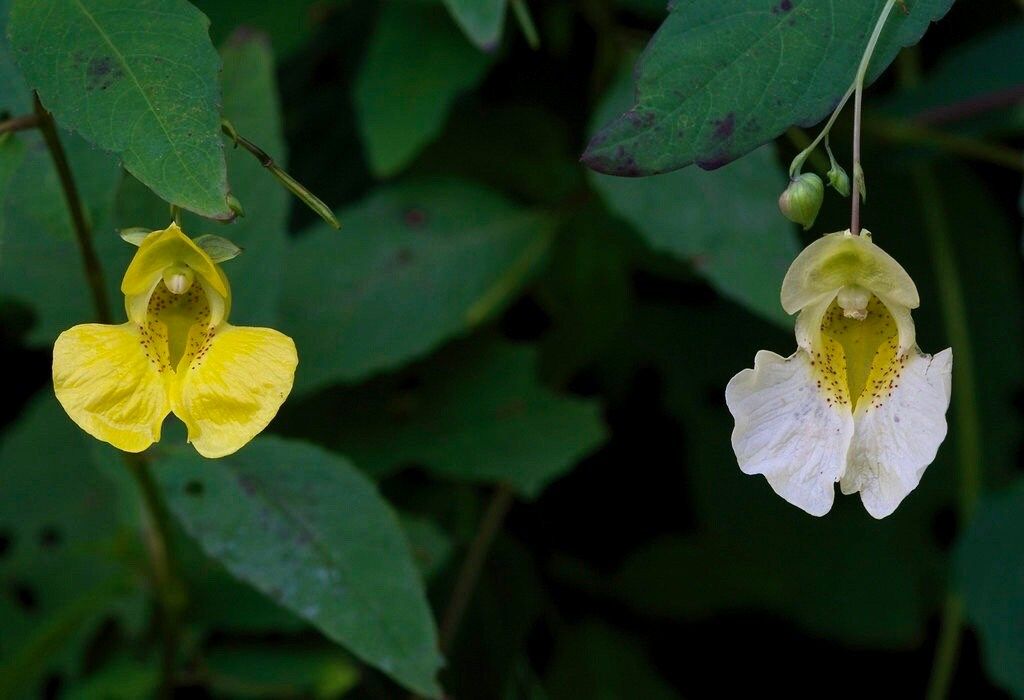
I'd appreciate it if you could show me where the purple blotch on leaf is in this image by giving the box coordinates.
[712,113,735,140]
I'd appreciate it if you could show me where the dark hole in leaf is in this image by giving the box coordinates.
[185,480,204,496]
[0,530,11,559]
[10,582,38,612]
[38,526,62,549]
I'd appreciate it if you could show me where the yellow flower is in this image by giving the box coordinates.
[53,223,297,458]
[726,230,952,518]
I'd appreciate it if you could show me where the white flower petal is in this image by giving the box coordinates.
[842,348,953,519]
[726,349,855,516]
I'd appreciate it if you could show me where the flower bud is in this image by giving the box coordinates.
[778,173,824,230]
[827,163,850,197]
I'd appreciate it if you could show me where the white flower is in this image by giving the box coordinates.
[726,230,952,518]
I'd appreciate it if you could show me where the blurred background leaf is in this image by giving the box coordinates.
[354,1,493,177]
[282,179,554,391]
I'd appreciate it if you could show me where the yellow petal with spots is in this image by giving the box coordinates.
[171,325,297,458]
[53,323,171,452]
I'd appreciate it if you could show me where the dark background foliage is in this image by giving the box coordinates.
[1,0,1023,697]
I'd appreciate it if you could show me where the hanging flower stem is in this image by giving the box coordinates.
[849,0,898,234]
[35,93,184,698]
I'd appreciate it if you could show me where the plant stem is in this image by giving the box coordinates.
[850,0,897,234]
[34,95,112,325]
[36,93,184,697]
[785,128,831,174]
[510,0,540,50]
[915,165,983,698]
[221,119,339,229]
[438,484,516,654]
[124,454,185,699]
[0,113,40,135]
[788,86,854,178]
[864,116,1024,172]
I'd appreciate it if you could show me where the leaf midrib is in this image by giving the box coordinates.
[68,0,210,205]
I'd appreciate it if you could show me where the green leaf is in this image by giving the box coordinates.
[282,179,555,392]
[401,514,453,580]
[153,436,443,698]
[956,480,1024,698]
[582,0,955,175]
[0,130,125,345]
[204,643,360,699]
[8,0,232,219]
[0,393,136,695]
[193,0,330,59]
[442,0,506,50]
[545,622,679,700]
[588,63,797,325]
[354,1,492,176]
[0,0,31,113]
[117,31,290,327]
[64,658,158,700]
[285,338,606,498]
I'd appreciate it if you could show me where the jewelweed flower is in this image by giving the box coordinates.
[53,223,297,458]
[726,231,952,518]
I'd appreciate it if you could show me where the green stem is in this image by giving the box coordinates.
[221,119,339,229]
[865,116,1024,172]
[788,85,854,178]
[849,0,897,233]
[36,93,184,697]
[914,164,983,698]
[510,0,540,49]
[34,95,112,325]
[438,484,516,654]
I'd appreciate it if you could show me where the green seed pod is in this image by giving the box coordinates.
[778,173,824,230]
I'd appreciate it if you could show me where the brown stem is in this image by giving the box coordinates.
[35,93,184,696]
[915,84,1024,126]
[33,95,112,324]
[0,113,40,134]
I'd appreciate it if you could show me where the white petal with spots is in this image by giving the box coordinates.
[841,348,953,518]
[726,349,856,516]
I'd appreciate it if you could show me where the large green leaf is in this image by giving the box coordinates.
[284,338,606,498]
[153,437,443,697]
[582,0,955,175]
[0,130,125,344]
[588,64,797,325]
[956,480,1024,698]
[0,0,30,113]
[282,179,555,392]
[442,0,506,50]
[8,0,232,219]
[117,31,289,327]
[354,1,492,176]
[0,393,136,696]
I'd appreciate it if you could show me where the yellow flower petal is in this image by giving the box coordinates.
[53,323,171,452]
[171,325,297,458]
[121,223,228,300]
[781,230,919,315]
